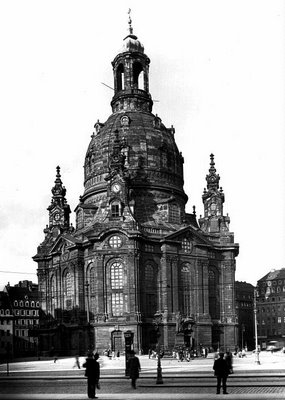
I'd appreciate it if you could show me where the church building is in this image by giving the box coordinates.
[33,17,239,356]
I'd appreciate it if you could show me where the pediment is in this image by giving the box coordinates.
[49,233,79,254]
[162,224,212,247]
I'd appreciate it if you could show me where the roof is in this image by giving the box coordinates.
[5,285,38,301]
[0,292,11,309]
[258,268,285,282]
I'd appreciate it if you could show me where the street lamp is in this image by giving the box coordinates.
[241,323,245,350]
[85,281,90,324]
[153,312,163,384]
[254,288,261,365]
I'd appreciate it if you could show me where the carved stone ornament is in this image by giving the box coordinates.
[62,252,69,261]
[120,115,130,126]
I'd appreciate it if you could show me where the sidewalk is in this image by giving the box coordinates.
[1,351,284,376]
[0,393,285,400]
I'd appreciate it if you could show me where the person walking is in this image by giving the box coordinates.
[213,352,230,394]
[127,350,141,389]
[73,355,81,369]
[83,352,100,399]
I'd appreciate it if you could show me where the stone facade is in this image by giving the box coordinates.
[0,281,39,360]
[33,20,239,356]
[256,268,285,350]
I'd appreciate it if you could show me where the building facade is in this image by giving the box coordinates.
[256,268,285,350]
[33,20,239,356]
[5,281,40,358]
[0,281,39,360]
[0,291,13,362]
[235,281,254,350]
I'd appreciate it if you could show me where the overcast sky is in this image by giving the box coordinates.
[0,0,284,286]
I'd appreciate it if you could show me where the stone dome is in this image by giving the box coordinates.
[83,111,185,203]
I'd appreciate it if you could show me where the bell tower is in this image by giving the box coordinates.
[111,12,153,114]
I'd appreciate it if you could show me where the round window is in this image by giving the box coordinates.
[109,235,122,248]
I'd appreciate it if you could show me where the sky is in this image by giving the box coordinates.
[0,0,284,286]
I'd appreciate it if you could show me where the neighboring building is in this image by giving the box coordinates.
[0,291,13,362]
[33,18,239,356]
[235,281,254,350]
[256,268,285,350]
[4,281,40,358]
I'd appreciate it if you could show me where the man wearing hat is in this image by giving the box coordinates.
[213,352,230,394]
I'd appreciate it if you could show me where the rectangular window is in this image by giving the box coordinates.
[278,317,281,323]
[111,293,123,316]
[111,204,120,217]
[169,204,180,224]
[145,244,154,252]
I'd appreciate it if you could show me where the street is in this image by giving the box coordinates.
[0,351,284,399]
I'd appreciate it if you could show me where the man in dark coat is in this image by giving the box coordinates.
[127,350,141,389]
[213,352,230,394]
[83,352,100,399]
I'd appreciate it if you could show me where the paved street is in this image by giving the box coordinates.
[0,351,284,399]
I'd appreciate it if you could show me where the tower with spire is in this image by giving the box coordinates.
[33,14,239,356]
[199,154,231,235]
[47,166,71,230]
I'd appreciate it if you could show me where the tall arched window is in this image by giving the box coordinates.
[63,270,74,310]
[179,263,191,316]
[50,275,56,316]
[87,264,96,316]
[116,64,124,91]
[143,263,157,316]
[208,268,219,319]
[110,261,124,316]
[133,62,144,89]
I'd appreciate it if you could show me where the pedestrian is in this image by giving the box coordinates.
[225,350,233,374]
[73,355,81,369]
[83,352,100,399]
[127,350,141,389]
[213,352,230,394]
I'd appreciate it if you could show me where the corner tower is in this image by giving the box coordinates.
[199,154,230,234]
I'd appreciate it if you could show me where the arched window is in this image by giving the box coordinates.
[133,62,144,89]
[111,201,121,218]
[179,263,191,316]
[116,64,124,91]
[143,263,157,316]
[50,275,56,316]
[87,264,96,317]
[14,300,18,307]
[63,270,74,310]
[110,261,124,316]
[208,268,220,319]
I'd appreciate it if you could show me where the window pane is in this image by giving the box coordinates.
[111,262,123,289]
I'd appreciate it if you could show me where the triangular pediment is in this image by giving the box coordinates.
[49,233,80,254]
[162,224,212,247]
